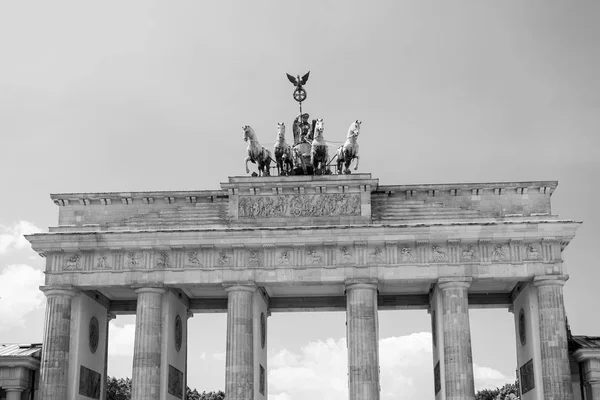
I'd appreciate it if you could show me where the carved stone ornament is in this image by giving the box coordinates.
[187,251,202,267]
[307,248,322,264]
[431,246,447,262]
[278,251,291,265]
[339,246,353,263]
[526,244,541,260]
[248,249,260,267]
[127,252,141,269]
[492,245,508,262]
[519,308,526,346]
[260,312,266,349]
[174,315,182,352]
[400,247,415,263]
[157,252,169,268]
[96,254,110,269]
[461,246,476,261]
[238,193,361,219]
[65,254,81,270]
[218,251,232,266]
[89,317,99,354]
[369,247,383,262]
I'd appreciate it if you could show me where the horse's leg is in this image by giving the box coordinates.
[245,156,252,174]
[354,154,359,171]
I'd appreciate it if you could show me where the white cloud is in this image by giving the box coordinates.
[0,264,45,330]
[268,333,512,400]
[474,365,513,392]
[0,221,42,253]
[108,322,135,356]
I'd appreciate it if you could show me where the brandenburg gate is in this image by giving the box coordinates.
[26,174,580,400]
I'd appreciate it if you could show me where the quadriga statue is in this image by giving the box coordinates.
[243,125,272,177]
[273,122,293,176]
[336,120,361,174]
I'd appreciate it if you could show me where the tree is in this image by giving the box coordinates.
[106,377,131,400]
[475,381,520,400]
[106,376,224,400]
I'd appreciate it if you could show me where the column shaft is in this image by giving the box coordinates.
[5,388,23,400]
[439,278,475,400]
[131,288,165,400]
[346,282,380,400]
[38,287,75,400]
[534,276,573,400]
[225,285,255,400]
[590,382,600,400]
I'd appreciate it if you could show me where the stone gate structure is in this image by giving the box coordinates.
[26,174,581,400]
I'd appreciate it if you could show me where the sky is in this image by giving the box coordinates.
[1,1,599,399]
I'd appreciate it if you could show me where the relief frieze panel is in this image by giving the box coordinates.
[53,239,561,272]
[237,193,361,219]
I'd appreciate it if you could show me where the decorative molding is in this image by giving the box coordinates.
[237,193,361,219]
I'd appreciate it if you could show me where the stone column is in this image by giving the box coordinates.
[346,280,380,400]
[4,387,24,400]
[131,287,165,400]
[533,275,573,400]
[39,286,76,400]
[101,313,116,400]
[438,277,475,400]
[225,285,256,400]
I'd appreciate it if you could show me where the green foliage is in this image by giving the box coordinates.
[475,381,520,400]
[106,377,131,400]
[186,388,225,400]
[106,376,224,400]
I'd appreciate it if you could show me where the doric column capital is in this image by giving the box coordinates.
[533,274,569,287]
[132,286,166,295]
[223,284,256,293]
[437,277,472,290]
[39,285,77,298]
[3,386,25,392]
[107,312,117,321]
[187,310,194,319]
[345,278,378,291]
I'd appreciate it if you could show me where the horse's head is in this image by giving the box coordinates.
[314,118,324,138]
[347,120,361,138]
[242,125,255,142]
[277,122,286,139]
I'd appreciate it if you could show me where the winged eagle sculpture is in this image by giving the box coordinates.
[286,71,310,88]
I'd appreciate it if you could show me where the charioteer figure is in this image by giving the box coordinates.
[293,112,315,144]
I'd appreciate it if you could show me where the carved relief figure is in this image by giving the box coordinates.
[243,125,272,177]
[273,122,293,176]
[336,120,361,174]
[238,194,361,219]
[400,247,416,263]
[248,249,260,267]
[369,247,383,262]
[339,246,353,263]
[157,253,169,268]
[65,254,81,270]
[187,251,202,266]
[127,252,141,269]
[278,251,291,265]
[96,254,110,269]
[492,245,508,262]
[311,118,329,175]
[307,248,322,264]
[218,251,232,266]
[431,246,447,262]
[526,244,541,260]
[461,246,476,261]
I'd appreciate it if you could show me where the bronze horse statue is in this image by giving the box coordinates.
[336,120,361,174]
[311,118,329,175]
[273,122,293,176]
[243,125,272,176]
